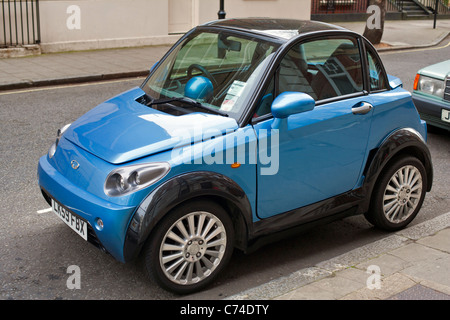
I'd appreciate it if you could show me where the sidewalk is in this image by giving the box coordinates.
[1,19,449,91]
[0,45,172,91]
[227,212,450,300]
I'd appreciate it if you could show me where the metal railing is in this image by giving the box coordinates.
[311,0,370,14]
[417,0,450,14]
[1,0,41,48]
[311,0,450,14]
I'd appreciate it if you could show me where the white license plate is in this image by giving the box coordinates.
[51,199,88,241]
[442,109,450,124]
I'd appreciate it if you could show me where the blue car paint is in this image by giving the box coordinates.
[37,21,430,270]
[271,91,315,119]
[38,109,259,261]
[355,86,427,189]
[367,87,427,150]
[37,78,427,264]
[255,94,373,218]
[38,156,135,262]
[64,87,239,165]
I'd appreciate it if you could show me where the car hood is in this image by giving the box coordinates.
[418,59,450,80]
[63,87,238,164]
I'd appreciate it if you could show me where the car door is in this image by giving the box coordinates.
[253,35,374,220]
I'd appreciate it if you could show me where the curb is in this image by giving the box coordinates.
[226,212,450,300]
[0,70,149,91]
[377,31,450,52]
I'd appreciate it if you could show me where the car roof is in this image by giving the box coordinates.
[203,18,347,41]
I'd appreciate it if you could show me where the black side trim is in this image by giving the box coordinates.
[242,186,366,255]
[360,128,433,213]
[123,172,253,262]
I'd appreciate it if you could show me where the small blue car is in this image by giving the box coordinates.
[38,18,433,294]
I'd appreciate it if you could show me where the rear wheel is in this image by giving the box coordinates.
[143,200,234,294]
[366,156,427,231]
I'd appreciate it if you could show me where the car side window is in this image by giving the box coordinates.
[305,37,363,100]
[366,47,388,91]
[254,36,364,118]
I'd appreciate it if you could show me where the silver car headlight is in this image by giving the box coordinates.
[49,123,72,158]
[416,75,445,98]
[104,162,170,197]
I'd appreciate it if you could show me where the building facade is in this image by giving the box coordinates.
[1,0,311,53]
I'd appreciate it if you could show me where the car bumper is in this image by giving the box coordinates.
[412,93,450,130]
[38,155,136,263]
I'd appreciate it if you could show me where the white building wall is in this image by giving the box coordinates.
[38,0,311,53]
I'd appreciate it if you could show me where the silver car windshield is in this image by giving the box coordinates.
[142,30,280,119]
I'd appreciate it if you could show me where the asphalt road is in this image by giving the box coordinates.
[0,40,449,300]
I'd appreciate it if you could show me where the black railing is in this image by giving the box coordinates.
[1,0,41,48]
[312,0,370,14]
[311,0,450,14]
[418,0,450,14]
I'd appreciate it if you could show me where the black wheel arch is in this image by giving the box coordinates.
[123,171,252,262]
[360,128,433,214]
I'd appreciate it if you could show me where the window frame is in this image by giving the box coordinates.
[361,39,390,94]
[250,33,370,124]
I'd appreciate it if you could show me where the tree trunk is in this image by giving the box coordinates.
[363,0,386,45]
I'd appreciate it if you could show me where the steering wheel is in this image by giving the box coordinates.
[187,64,218,87]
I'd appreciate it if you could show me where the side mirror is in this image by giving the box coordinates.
[271,92,315,119]
[388,75,403,90]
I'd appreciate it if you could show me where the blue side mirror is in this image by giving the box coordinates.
[185,76,214,101]
[271,92,315,119]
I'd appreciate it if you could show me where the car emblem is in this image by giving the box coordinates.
[71,160,80,170]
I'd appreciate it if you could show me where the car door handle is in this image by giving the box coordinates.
[352,102,373,115]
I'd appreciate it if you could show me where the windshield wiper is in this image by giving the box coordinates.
[147,96,228,117]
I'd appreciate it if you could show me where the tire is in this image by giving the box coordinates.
[143,200,234,294]
[365,156,427,231]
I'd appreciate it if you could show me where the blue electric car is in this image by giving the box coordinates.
[38,18,433,294]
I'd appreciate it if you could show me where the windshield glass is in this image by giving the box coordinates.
[142,29,280,120]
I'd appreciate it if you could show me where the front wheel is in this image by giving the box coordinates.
[143,200,234,294]
[365,156,427,231]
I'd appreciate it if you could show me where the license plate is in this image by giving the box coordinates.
[442,109,450,123]
[51,198,88,241]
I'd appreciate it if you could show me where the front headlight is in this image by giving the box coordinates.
[414,74,445,98]
[104,162,170,197]
[48,123,72,158]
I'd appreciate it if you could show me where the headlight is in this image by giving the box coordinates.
[414,74,445,98]
[49,123,71,158]
[104,162,170,197]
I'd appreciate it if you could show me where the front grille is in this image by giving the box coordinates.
[444,78,450,102]
[87,224,108,253]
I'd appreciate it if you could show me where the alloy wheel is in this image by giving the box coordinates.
[159,211,227,286]
[382,165,423,224]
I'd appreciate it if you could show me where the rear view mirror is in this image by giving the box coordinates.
[218,35,242,58]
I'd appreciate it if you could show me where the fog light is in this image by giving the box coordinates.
[95,218,104,231]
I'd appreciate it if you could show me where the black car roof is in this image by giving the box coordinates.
[203,18,347,41]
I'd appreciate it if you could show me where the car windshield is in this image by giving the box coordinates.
[141,29,280,120]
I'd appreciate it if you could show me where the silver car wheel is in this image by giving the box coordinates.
[159,211,227,286]
[383,165,423,224]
